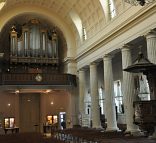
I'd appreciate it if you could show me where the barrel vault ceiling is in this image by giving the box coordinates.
[0,0,105,40]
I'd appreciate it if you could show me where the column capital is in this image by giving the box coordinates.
[77,67,86,73]
[121,44,132,52]
[103,54,113,61]
[145,29,156,39]
[90,61,97,66]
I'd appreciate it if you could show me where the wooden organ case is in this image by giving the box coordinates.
[0,19,77,87]
[10,19,59,67]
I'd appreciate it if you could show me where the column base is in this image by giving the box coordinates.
[106,127,119,131]
[125,129,144,136]
[92,125,102,129]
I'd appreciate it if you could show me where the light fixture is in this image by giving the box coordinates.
[125,0,156,6]
[45,89,51,93]
[15,89,20,94]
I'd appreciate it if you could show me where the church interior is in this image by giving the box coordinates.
[0,0,156,142]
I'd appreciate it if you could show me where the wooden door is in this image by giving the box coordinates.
[19,93,40,132]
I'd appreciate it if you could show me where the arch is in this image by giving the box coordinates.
[0,4,76,58]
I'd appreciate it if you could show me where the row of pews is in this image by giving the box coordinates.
[54,128,156,143]
[55,128,123,143]
[0,129,156,143]
[0,132,64,143]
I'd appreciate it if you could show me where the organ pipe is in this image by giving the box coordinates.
[22,26,29,57]
[10,26,18,56]
[40,30,47,57]
[52,30,58,59]
[10,20,59,65]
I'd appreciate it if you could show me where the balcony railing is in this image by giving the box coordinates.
[0,73,76,86]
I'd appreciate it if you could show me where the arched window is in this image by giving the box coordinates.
[84,90,91,115]
[83,27,87,41]
[99,87,104,115]
[109,0,116,18]
[99,0,116,20]
[138,74,150,101]
[114,80,124,114]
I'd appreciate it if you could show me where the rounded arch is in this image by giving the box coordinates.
[0,4,76,58]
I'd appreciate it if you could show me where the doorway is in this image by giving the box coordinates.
[19,93,40,132]
[59,112,66,129]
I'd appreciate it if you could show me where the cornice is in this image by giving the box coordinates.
[63,57,76,64]
[76,3,156,62]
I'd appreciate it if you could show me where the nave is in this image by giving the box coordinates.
[1,0,156,142]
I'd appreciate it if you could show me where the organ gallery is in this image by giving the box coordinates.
[0,18,76,86]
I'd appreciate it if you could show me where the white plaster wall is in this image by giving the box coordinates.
[0,90,70,132]
[0,91,19,130]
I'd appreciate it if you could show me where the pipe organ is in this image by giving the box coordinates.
[10,19,59,66]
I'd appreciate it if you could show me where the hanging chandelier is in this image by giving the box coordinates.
[125,0,156,6]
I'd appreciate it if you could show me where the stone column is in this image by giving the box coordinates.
[146,30,156,64]
[78,69,86,125]
[121,45,139,133]
[66,59,79,127]
[103,55,118,131]
[90,62,101,128]
[146,30,156,138]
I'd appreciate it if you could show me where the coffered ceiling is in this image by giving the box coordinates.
[0,0,105,38]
